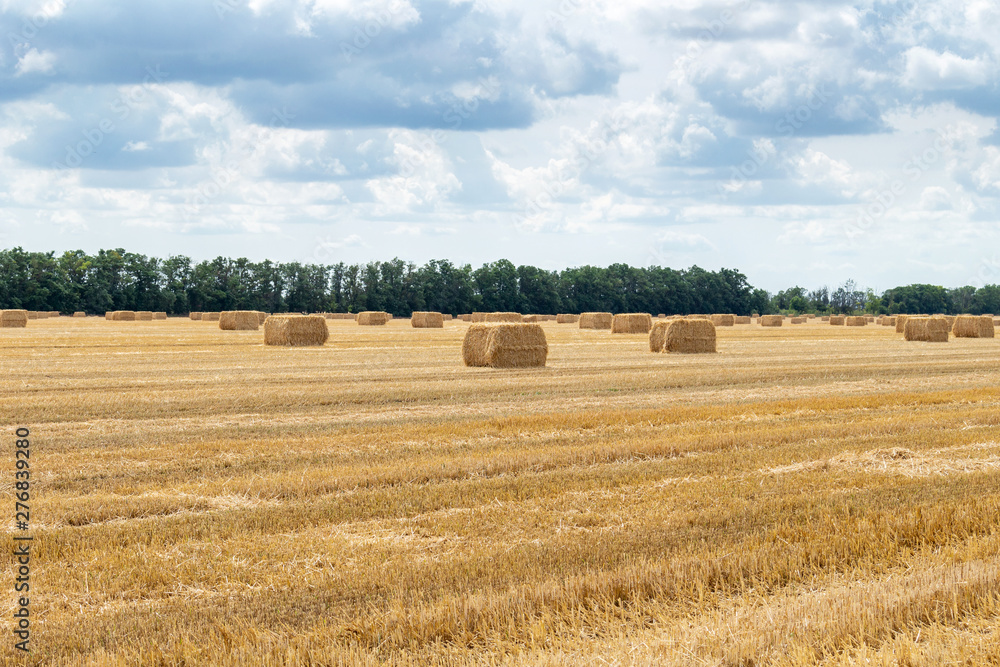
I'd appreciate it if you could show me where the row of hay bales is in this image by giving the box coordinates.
[105,311,168,321]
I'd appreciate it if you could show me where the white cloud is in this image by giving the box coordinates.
[903,47,989,90]
[14,48,56,75]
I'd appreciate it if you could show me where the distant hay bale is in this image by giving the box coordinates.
[484,312,522,323]
[153,312,167,320]
[36,311,49,319]
[845,316,867,327]
[895,315,909,334]
[905,316,949,342]
[357,311,390,326]
[790,317,806,324]
[73,311,86,318]
[579,312,613,330]
[522,315,539,323]
[443,314,453,321]
[105,312,113,320]
[865,316,875,323]
[821,316,830,322]
[47,311,59,317]
[830,316,846,325]
[1,310,28,328]
[759,315,783,327]
[201,312,220,322]
[462,323,548,368]
[557,314,579,324]
[189,312,203,321]
[264,315,329,346]
[220,311,260,331]
[650,318,716,354]
[136,311,153,321]
[734,316,751,325]
[979,315,995,338]
[710,314,736,327]
[612,313,652,334]
[411,311,444,328]
[112,311,136,321]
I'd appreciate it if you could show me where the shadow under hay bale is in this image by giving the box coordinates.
[357,311,390,325]
[650,319,716,353]
[220,311,260,331]
[411,311,444,328]
[579,312,613,330]
[462,323,547,368]
[264,315,328,346]
[759,315,782,327]
[612,313,652,334]
[1,310,28,328]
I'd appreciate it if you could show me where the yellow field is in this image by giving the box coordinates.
[3,317,1000,665]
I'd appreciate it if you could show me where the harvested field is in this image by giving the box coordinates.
[4,318,1000,665]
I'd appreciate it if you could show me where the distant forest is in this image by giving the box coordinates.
[2,247,999,317]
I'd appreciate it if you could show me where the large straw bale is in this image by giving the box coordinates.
[556,314,579,324]
[710,314,736,327]
[612,313,653,334]
[220,310,260,331]
[113,311,136,321]
[357,311,390,325]
[201,312,220,322]
[462,323,547,368]
[734,316,751,325]
[264,315,329,346]
[579,312,613,330]
[845,316,867,327]
[650,318,716,353]
[829,316,845,325]
[978,315,995,338]
[470,313,486,322]
[411,311,444,328]
[153,312,167,320]
[1,310,28,328]
[953,315,981,338]
[759,315,783,327]
[895,315,909,334]
[136,311,153,321]
[905,316,949,342]
[484,312,523,323]
[189,312,203,321]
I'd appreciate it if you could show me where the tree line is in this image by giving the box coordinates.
[1,247,997,317]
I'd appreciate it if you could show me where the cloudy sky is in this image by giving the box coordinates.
[0,0,998,291]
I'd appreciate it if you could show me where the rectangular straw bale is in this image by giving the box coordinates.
[710,314,736,327]
[264,315,329,346]
[462,323,547,368]
[650,318,716,353]
[556,314,579,324]
[201,312,220,322]
[0,310,28,328]
[443,314,453,321]
[257,312,268,325]
[36,311,49,319]
[790,317,806,324]
[220,310,260,331]
[579,312,613,329]
[484,312,523,323]
[136,311,153,321]
[895,315,909,333]
[357,311,389,325]
[522,315,539,323]
[113,311,136,321]
[411,311,444,328]
[845,316,867,326]
[979,315,995,338]
[759,315,783,327]
[153,312,167,320]
[905,316,949,342]
[612,313,652,334]
[953,315,981,338]
[734,316,751,324]
[189,312,203,321]
[830,316,845,325]
[73,311,86,318]
[105,312,113,320]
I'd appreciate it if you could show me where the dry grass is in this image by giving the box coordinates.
[3,319,1000,664]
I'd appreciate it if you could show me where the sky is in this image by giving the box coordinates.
[1,0,999,292]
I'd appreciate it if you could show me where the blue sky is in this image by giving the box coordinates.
[1,0,999,291]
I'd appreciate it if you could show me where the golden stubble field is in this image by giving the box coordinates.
[3,317,1000,665]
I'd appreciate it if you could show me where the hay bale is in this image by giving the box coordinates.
[710,314,736,327]
[189,312,203,321]
[136,311,153,321]
[650,318,716,353]
[0,310,28,328]
[522,315,539,323]
[484,312,522,323]
[220,311,260,331]
[845,316,867,327]
[153,312,167,320]
[36,311,49,319]
[612,313,652,334]
[257,312,268,325]
[979,315,995,339]
[759,315,783,327]
[201,312,220,322]
[113,311,136,321]
[953,315,981,338]
[734,316,751,325]
[579,312,613,330]
[105,312,113,320]
[556,314,579,324]
[443,314,453,321]
[821,316,830,322]
[905,316,949,342]
[790,317,806,324]
[264,315,329,346]
[357,311,390,326]
[895,315,909,334]
[412,311,444,328]
[73,311,86,318]
[462,323,547,368]
[829,316,845,325]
